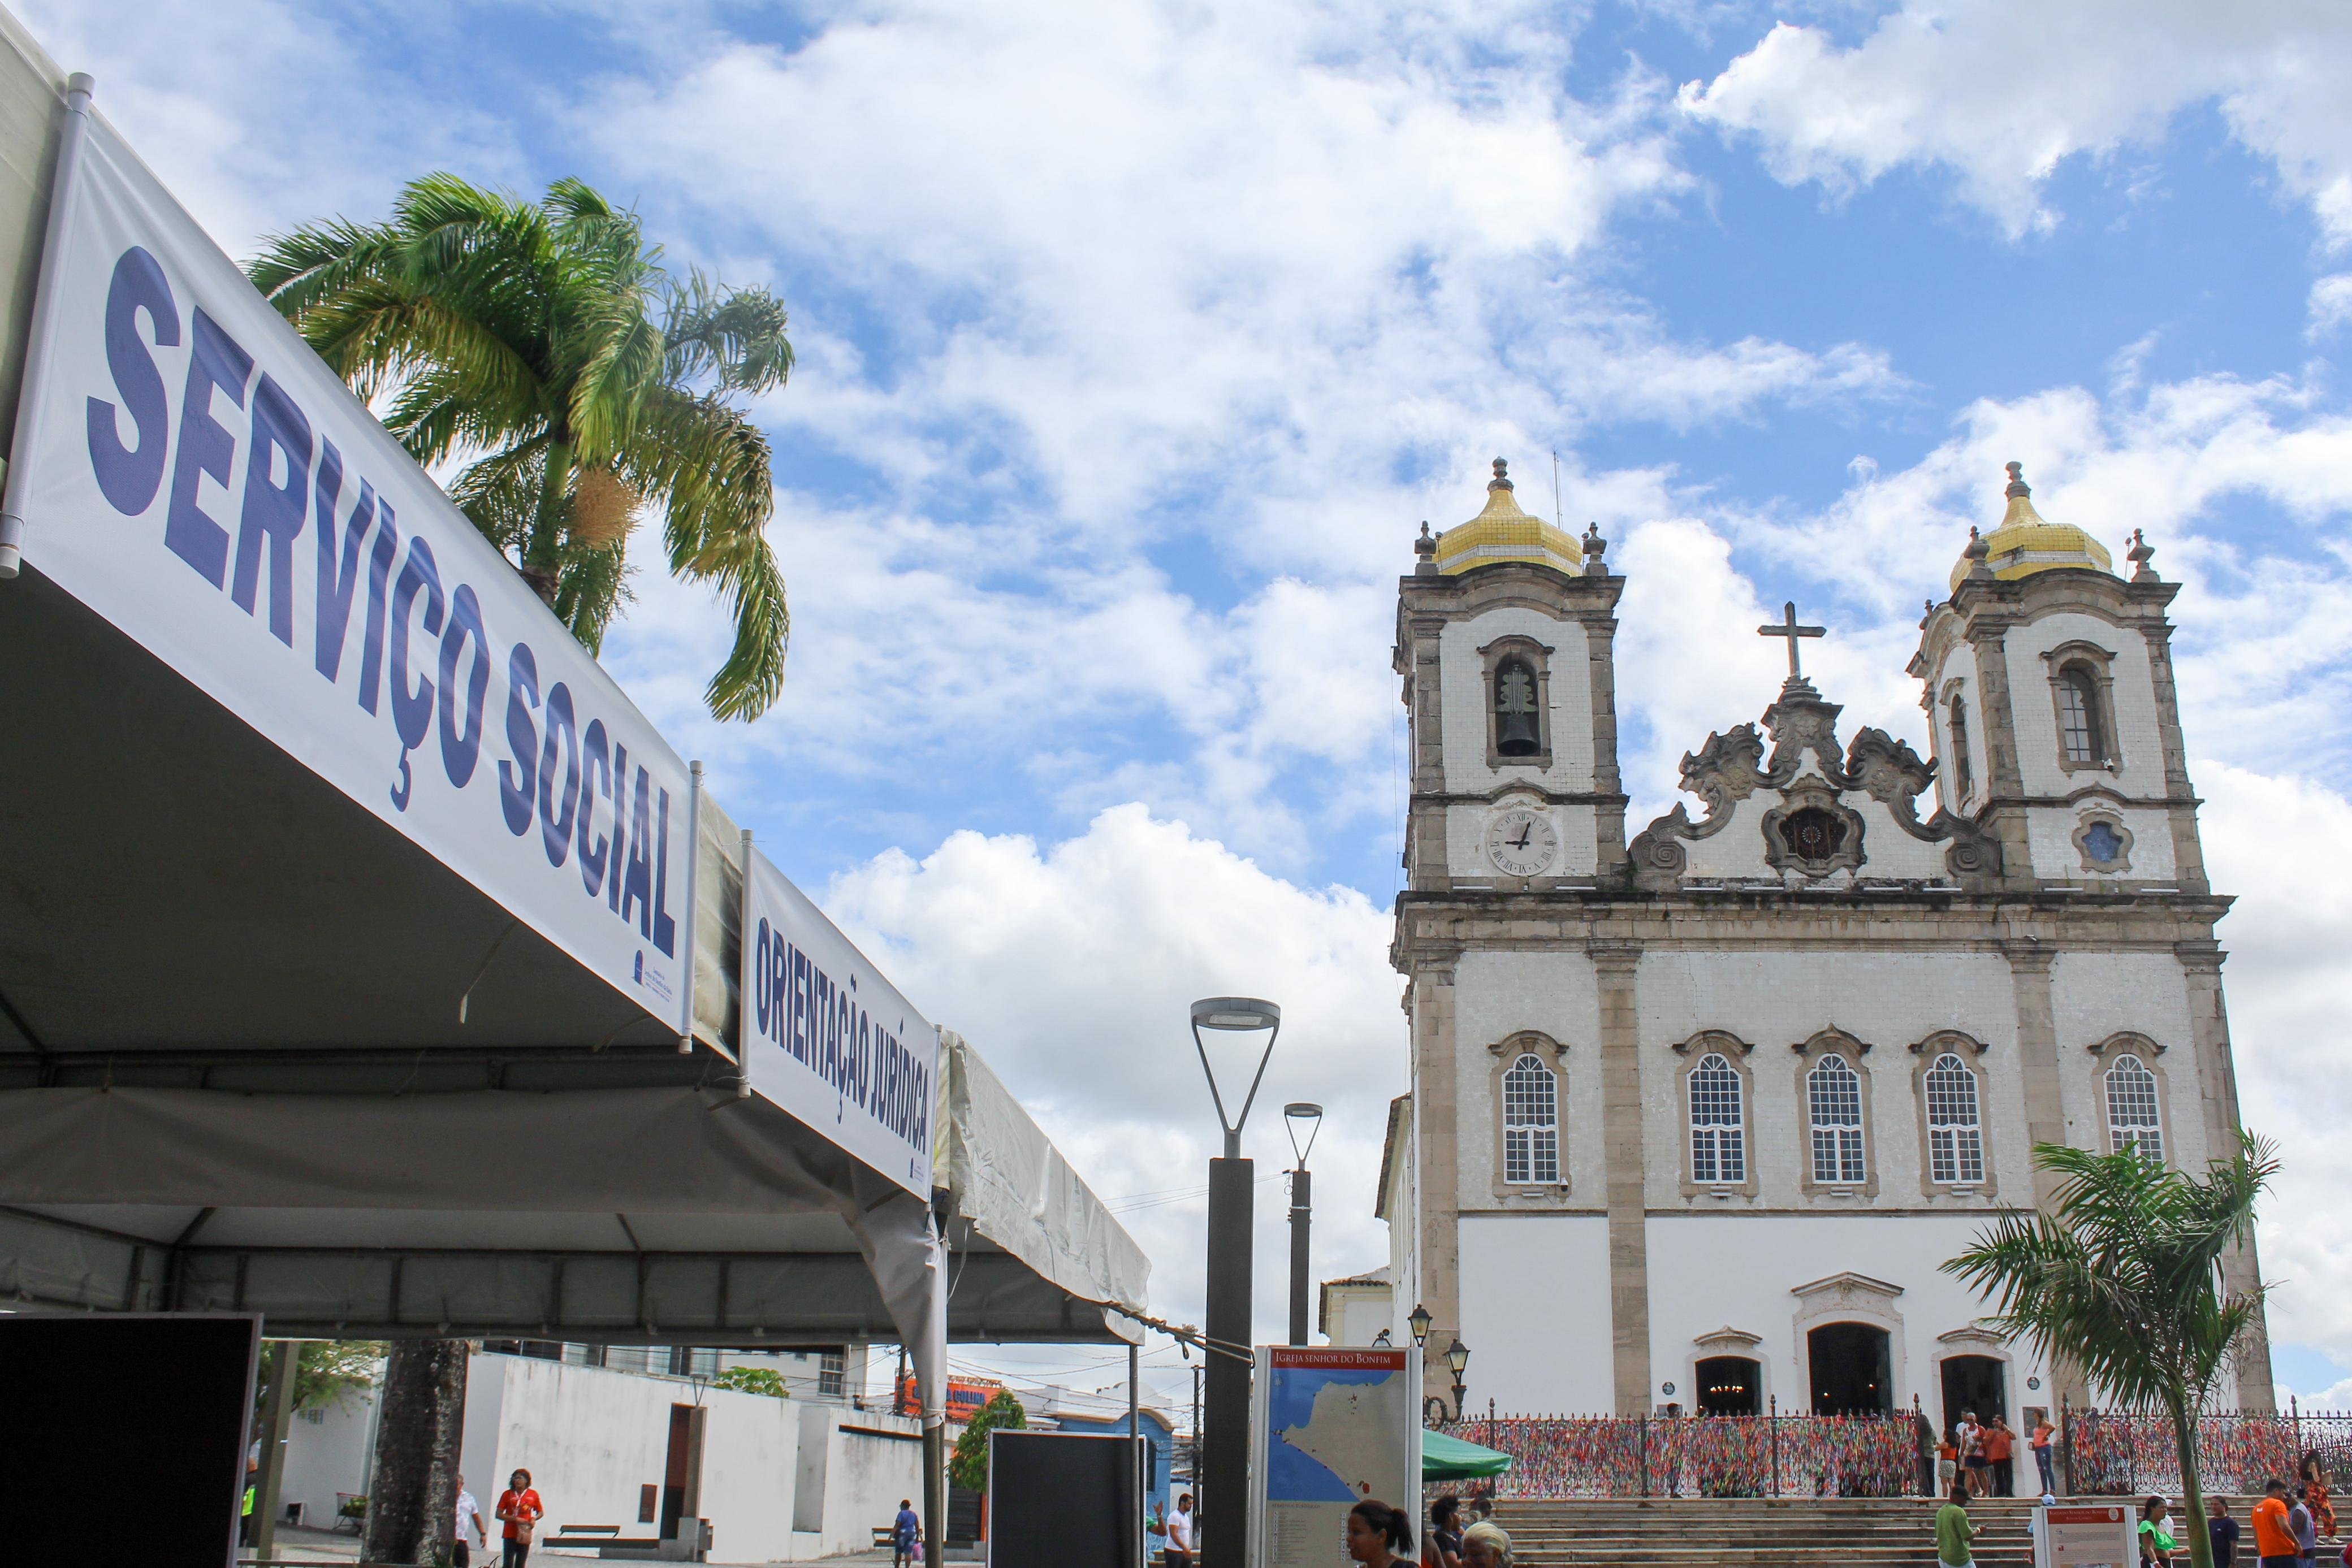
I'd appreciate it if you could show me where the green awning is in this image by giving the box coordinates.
[1422,1428,1514,1481]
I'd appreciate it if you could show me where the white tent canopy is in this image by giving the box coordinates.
[0,54,1147,1353]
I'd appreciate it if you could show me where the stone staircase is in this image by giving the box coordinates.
[1489,1496,2045,1568]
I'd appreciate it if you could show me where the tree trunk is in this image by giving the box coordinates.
[2173,1399,2213,1568]
[521,440,577,604]
[362,1339,470,1565]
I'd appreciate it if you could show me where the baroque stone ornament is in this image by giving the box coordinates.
[1626,680,2005,890]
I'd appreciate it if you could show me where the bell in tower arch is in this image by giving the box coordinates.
[1494,658,1542,757]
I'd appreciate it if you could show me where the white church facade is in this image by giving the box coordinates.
[1365,459,2273,1432]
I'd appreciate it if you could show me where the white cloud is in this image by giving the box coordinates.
[2312,274,2352,339]
[1680,1,2352,242]
[820,803,1403,1343]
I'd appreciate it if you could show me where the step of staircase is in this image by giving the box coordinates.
[1486,1496,2059,1568]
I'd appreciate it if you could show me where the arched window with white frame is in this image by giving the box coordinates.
[2057,666,2105,766]
[2104,1054,2164,1163]
[1690,1052,1746,1184]
[1808,1054,1865,1184]
[1502,1052,1559,1184]
[1924,1052,1984,1185]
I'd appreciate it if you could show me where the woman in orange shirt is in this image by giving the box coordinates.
[495,1469,543,1568]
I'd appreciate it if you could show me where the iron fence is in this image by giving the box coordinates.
[2063,1403,2352,1496]
[1455,1407,1919,1499]
[1449,1402,2352,1500]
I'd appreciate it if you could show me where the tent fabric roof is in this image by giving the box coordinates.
[0,570,1147,1346]
[1422,1428,1515,1481]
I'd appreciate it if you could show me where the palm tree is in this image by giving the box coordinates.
[1944,1133,2277,1568]
[247,174,790,720]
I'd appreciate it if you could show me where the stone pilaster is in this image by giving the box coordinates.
[1966,616,2035,887]
[1410,958,1462,1410]
[1585,609,1628,879]
[1591,939,1651,1414]
[2141,617,2211,894]
[2178,940,2276,1410]
[2002,934,2090,1410]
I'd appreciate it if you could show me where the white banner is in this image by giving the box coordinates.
[4,103,694,1032]
[740,846,936,1194]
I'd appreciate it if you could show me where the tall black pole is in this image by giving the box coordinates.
[1203,1154,1253,1568]
[1286,1166,1312,1347]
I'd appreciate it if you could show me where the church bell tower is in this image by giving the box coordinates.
[1394,460,1627,893]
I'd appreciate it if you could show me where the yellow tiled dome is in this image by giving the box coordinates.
[1949,462,2115,591]
[1434,459,1583,577]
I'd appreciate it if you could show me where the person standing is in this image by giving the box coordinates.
[1345,1500,1415,1568]
[495,1469,543,1568]
[2142,1496,2181,1568]
[1917,1408,1942,1497]
[892,1498,919,1567]
[2292,1485,2319,1568]
[1165,1492,1196,1568]
[1959,1413,1988,1499]
[1428,1496,1465,1568]
[2211,1497,2242,1568]
[1939,1484,1977,1568]
[1985,1418,2016,1498]
[2031,1415,2059,1499]
[1460,1522,1514,1568]
[453,1475,487,1568]
[2258,1479,2303,1568]
[2302,1454,2338,1540]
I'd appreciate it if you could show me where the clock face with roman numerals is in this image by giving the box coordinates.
[1485,807,1558,878]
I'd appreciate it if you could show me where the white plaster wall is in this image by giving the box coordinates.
[1385,1098,1419,1352]
[1451,951,1605,1204]
[465,1354,677,1541]
[1439,609,1594,795]
[1647,1214,2050,1423]
[1847,795,1948,879]
[1330,1286,1395,1346]
[1446,800,1600,880]
[1675,794,1776,878]
[816,1419,926,1554]
[2002,613,2164,799]
[2048,952,2207,1169]
[699,1391,822,1561]
[1459,1215,1613,1413]
[1635,950,2026,1209]
[2025,804,2177,882]
[1931,642,1986,818]
[278,1389,378,1529]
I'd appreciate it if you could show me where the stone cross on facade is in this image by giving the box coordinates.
[1757,600,1824,680]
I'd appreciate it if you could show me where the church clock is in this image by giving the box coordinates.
[1484,807,1558,878]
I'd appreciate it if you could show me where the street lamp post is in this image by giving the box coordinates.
[1190,997,1281,1568]
[1283,1102,1322,1348]
[1407,1303,1472,1427]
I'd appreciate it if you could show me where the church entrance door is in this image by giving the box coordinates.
[1696,1356,1761,1416]
[1940,1354,2007,1434]
[1807,1322,1893,1414]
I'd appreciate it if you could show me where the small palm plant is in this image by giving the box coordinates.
[248,175,791,720]
[1944,1133,2277,1568]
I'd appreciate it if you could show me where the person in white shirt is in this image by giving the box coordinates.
[453,1475,487,1568]
[1165,1493,1196,1567]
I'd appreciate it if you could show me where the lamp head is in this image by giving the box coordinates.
[1407,1302,1433,1348]
[1192,998,1282,1031]
[1445,1337,1470,1376]
[1283,1101,1324,1167]
[1188,997,1283,1152]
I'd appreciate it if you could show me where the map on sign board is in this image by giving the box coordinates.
[1253,1347,1416,1568]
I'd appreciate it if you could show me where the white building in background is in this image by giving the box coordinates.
[1362,459,2272,1431]
[280,1346,915,1561]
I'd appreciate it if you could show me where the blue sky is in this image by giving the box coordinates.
[34,0,2352,1409]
